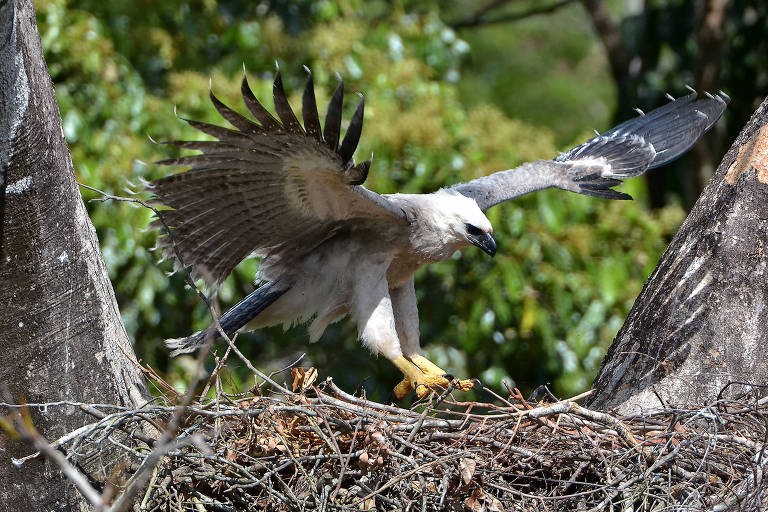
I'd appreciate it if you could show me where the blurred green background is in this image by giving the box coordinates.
[38,0,764,400]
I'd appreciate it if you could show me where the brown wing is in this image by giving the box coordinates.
[149,69,404,285]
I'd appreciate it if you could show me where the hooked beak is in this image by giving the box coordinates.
[468,232,497,257]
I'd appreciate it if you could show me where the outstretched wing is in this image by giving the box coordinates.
[149,69,405,285]
[452,91,729,210]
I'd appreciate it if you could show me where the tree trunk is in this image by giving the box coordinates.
[0,0,147,509]
[590,96,768,413]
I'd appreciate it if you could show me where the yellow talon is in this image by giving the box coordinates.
[391,355,477,399]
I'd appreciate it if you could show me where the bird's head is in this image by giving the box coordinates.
[427,190,496,257]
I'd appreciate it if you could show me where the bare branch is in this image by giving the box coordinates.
[4,404,105,509]
[579,0,631,83]
[451,0,577,29]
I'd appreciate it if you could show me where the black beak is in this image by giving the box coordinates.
[468,232,497,257]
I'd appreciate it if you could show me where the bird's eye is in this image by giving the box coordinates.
[465,223,484,236]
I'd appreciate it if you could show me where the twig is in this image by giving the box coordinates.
[7,406,105,509]
[451,0,577,29]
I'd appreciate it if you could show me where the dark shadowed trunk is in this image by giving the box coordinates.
[590,96,768,413]
[0,0,147,509]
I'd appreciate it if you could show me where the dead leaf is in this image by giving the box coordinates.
[291,367,318,392]
[460,457,477,485]
[367,430,389,453]
[486,495,505,512]
[463,488,505,512]
[464,490,484,512]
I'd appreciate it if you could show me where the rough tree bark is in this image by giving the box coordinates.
[0,0,147,510]
[590,96,768,413]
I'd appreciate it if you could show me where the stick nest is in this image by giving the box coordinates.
[14,368,768,511]
[71,368,767,511]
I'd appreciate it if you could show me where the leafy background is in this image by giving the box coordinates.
[37,0,764,400]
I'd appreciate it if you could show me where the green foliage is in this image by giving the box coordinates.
[450,1,617,146]
[39,0,687,399]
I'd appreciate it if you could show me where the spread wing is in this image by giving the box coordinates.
[149,69,405,285]
[452,91,729,211]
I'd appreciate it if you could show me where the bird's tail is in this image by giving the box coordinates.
[165,330,211,357]
[166,281,289,357]
[556,91,729,200]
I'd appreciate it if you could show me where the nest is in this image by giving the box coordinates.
[22,364,766,511]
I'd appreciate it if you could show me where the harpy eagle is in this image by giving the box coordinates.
[150,69,727,399]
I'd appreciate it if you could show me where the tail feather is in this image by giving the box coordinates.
[165,281,289,356]
[166,330,210,357]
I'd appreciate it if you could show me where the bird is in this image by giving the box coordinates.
[149,67,728,399]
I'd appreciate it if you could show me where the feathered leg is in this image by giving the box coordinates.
[390,278,477,399]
